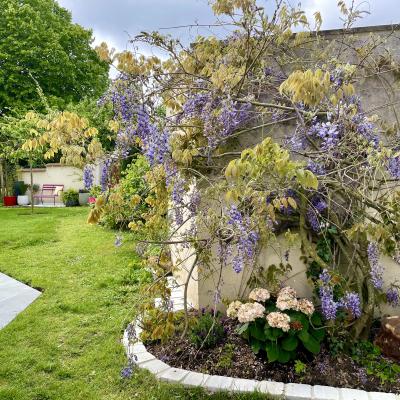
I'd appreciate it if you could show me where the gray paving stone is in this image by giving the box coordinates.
[139,359,170,375]
[203,375,233,392]
[257,381,285,396]
[158,367,190,383]
[181,372,209,387]
[230,378,258,393]
[134,351,155,364]
[339,388,368,400]
[367,392,399,400]
[285,383,313,400]
[0,273,41,329]
[130,342,147,354]
[313,385,339,400]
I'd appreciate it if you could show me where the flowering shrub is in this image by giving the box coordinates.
[228,287,324,363]
[99,155,150,229]
[93,0,400,350]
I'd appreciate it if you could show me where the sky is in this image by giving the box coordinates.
[57,0,400,54]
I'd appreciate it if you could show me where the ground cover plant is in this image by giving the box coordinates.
[0,208,277,400]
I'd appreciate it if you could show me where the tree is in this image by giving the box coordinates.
[0,0,109,114]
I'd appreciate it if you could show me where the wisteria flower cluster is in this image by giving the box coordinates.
[318,269,362,320]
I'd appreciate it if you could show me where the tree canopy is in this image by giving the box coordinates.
[0,0,109,114]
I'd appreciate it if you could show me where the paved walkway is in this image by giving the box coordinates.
[0,273,41,329]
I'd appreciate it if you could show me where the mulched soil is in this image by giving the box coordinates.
[146,319,400,394]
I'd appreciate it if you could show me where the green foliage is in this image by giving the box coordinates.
[216,343,236,370]
[238,306,325,363]
[13,181,28,196]
[352,341,400,385]
[0,0,109,113]
[141,309,187,343]
[122,260,153,286]
[189,313,225,349]
[294,359,307,375]
[100,155,150,229]
[89,185,102,198]
[62,189,79,207]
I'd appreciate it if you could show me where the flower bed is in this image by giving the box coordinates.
[123,321,400,400]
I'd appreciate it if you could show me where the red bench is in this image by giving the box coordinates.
[34,184,64,205]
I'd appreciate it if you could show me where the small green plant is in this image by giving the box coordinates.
[14,181,28,195]
[189,312,225,349]
[352,341,400,385]
[229,287,325,363]
[89,185,102,198]
[62,189,79,207]
[216,343,235,370]
[294,359,307,375]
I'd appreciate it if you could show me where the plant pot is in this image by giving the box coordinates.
[3,196,17,207]
[17,195,30,205]
[79,192,90,206]
[65,199,79,207]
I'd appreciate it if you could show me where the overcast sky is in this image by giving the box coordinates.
[57,0,400,53]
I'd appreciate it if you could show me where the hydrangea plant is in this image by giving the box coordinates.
[227,287,324,362]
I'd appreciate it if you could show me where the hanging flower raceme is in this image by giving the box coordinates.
[83,164,94,190]
[136,108,170,167]
[227,205,259,273]
[367,242,384,290]
[178,93,251,152]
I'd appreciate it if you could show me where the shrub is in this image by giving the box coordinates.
[62,189,79,207]
[14,181,28,195]
[189,312,225,349]
[228,287,324,363]
[100,155,150,229]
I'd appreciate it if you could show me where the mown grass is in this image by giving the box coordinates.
[0,208,276,400]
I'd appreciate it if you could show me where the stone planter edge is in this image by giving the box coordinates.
[122,322,400,400]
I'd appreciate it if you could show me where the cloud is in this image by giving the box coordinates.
[58,0,400,53]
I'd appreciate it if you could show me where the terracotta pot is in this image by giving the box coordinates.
[3,196,17,206]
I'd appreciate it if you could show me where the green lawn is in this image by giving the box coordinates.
[0,208,275,400]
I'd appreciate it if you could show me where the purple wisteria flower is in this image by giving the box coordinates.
[178,93,251,152]
[319,285,338,320]
[101,159,112,192]
[340,292,362,318]
[306,160,326,176]
[367,242,384,290]
[388,156,400,179]
[308,121,341,149]
[306,195,327,232]
[386,287,399,306]
[227,205,259,273]
[136,108,170,167]
[83,164,94,190]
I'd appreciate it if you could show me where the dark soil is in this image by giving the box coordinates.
[146,319,400,394]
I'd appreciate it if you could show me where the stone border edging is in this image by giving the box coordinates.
[122,323,399,400]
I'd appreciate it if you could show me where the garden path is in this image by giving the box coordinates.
[0,272,41,329]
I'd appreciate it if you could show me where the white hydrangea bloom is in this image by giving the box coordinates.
[266,311,291,332]
[248,288,270,302]
[297,298,315,316]
[276,286,299,311]
[237,302,265,323]
[226,300,243,318]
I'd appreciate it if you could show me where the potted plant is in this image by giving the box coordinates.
[15,181,29,205]
[3,184,17,206]
[61,189,79,207]
[78,189,90,206]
